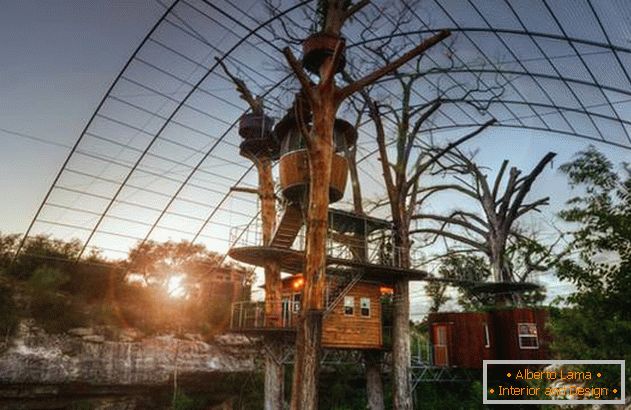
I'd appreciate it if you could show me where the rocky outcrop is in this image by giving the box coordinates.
[0,320,255,386]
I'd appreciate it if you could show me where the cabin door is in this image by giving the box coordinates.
[433,324,449,366]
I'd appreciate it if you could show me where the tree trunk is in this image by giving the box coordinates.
[345,143,386,408]
[290,99,335,410]
[256,156,285,409]
[256,157,282,325]
[392,224,412,410]
[264,341,285,410]
[365,351,385,410]
[290,310,323,410]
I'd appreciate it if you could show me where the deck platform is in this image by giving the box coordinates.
[228,245,428,282]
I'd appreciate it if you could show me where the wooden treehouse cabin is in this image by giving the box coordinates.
[228,207,423,350]
[228,108,427,350]
[232,275,389,349]
[427,307,551,369]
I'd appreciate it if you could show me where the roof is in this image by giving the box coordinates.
[328,208,392,235]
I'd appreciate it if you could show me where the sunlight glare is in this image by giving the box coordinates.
[166,274,186,298]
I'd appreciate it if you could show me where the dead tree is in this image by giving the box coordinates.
[343,9,501,401]
[280,1,450,407]
[217,59,284,410]
[357,87,494,406]
[411,149,557,286]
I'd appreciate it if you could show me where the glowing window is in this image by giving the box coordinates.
[344,296,354,316]
[518,323,539,349]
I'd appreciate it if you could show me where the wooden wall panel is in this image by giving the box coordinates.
[429,308,551,369]
[322,281,383,349]
[280,279,383,349]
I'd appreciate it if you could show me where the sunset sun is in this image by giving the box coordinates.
[166,274,186,298]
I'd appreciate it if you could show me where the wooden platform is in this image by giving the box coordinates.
[468,281,542,294]
[228,246,428,282]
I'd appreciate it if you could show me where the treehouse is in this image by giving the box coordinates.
[427,308,551,369]
[228,207,426,350]
[238,112,278,159]
[231,275,389,349]
[275,111,357,203]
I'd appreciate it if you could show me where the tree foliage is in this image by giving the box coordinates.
[0,234,251,337]
[551,146,631,390]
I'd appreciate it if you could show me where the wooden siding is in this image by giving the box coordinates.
[322,282,382,349]
[428,308,550,369]
[281,278,383,349]
[279,150,348,203]
[429,312,495,368]
[492,308,550,361]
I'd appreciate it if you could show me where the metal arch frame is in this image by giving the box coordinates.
[73,1,309,260]
[347,27,631,55]
[346,23,631,145]
[14,0,311,261]
[16,0,631,264]
[541,0,630,143]
[371,68,631,101]
[407,1,532,132]
[12,0,181,262]
[357,121,631,167]
[348,2,631,147]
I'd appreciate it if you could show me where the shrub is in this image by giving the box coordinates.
[0,285,18,342]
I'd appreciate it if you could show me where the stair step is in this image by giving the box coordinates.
[270,204,304,248]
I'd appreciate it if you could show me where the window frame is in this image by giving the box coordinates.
[483,323,491,348]
[517,322,539,350]
[343,296,354,316]
[292,293,301,313]
[360,297,371,318]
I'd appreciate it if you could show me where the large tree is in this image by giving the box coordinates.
[347,32,500,406]
[216,57,285,410]
[412,149,558,288]
[280,1,449,408]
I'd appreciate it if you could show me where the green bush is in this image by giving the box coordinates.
[29,290,86,333]
[28,266,69,291]
[0,285,18,341]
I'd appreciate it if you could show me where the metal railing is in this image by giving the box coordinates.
[230,300,300,330]
[229,221,416,268]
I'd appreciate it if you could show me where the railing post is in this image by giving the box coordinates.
[239,302,244,329]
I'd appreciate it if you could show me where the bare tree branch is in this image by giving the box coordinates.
[282,47,315,103]
[336,30,451,102]
[215,57,263,115]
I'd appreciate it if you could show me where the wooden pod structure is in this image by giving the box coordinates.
[280,149,348,203]
[238,113,279,159]
[302,32,346,75]
[238,113,274,139]
[276,116,357,203]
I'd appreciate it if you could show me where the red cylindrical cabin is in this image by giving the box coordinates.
[428,308,551,369]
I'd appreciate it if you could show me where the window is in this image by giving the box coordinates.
[483,323,490,348]
[292,293,301,313]
[518,323,539,349]
[360,297,371,317]
[344,296,354,316]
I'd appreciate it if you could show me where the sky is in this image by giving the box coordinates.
[0,0,163,234]
[2,0,631,318]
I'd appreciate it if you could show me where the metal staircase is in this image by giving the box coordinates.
[270,204,303,248]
